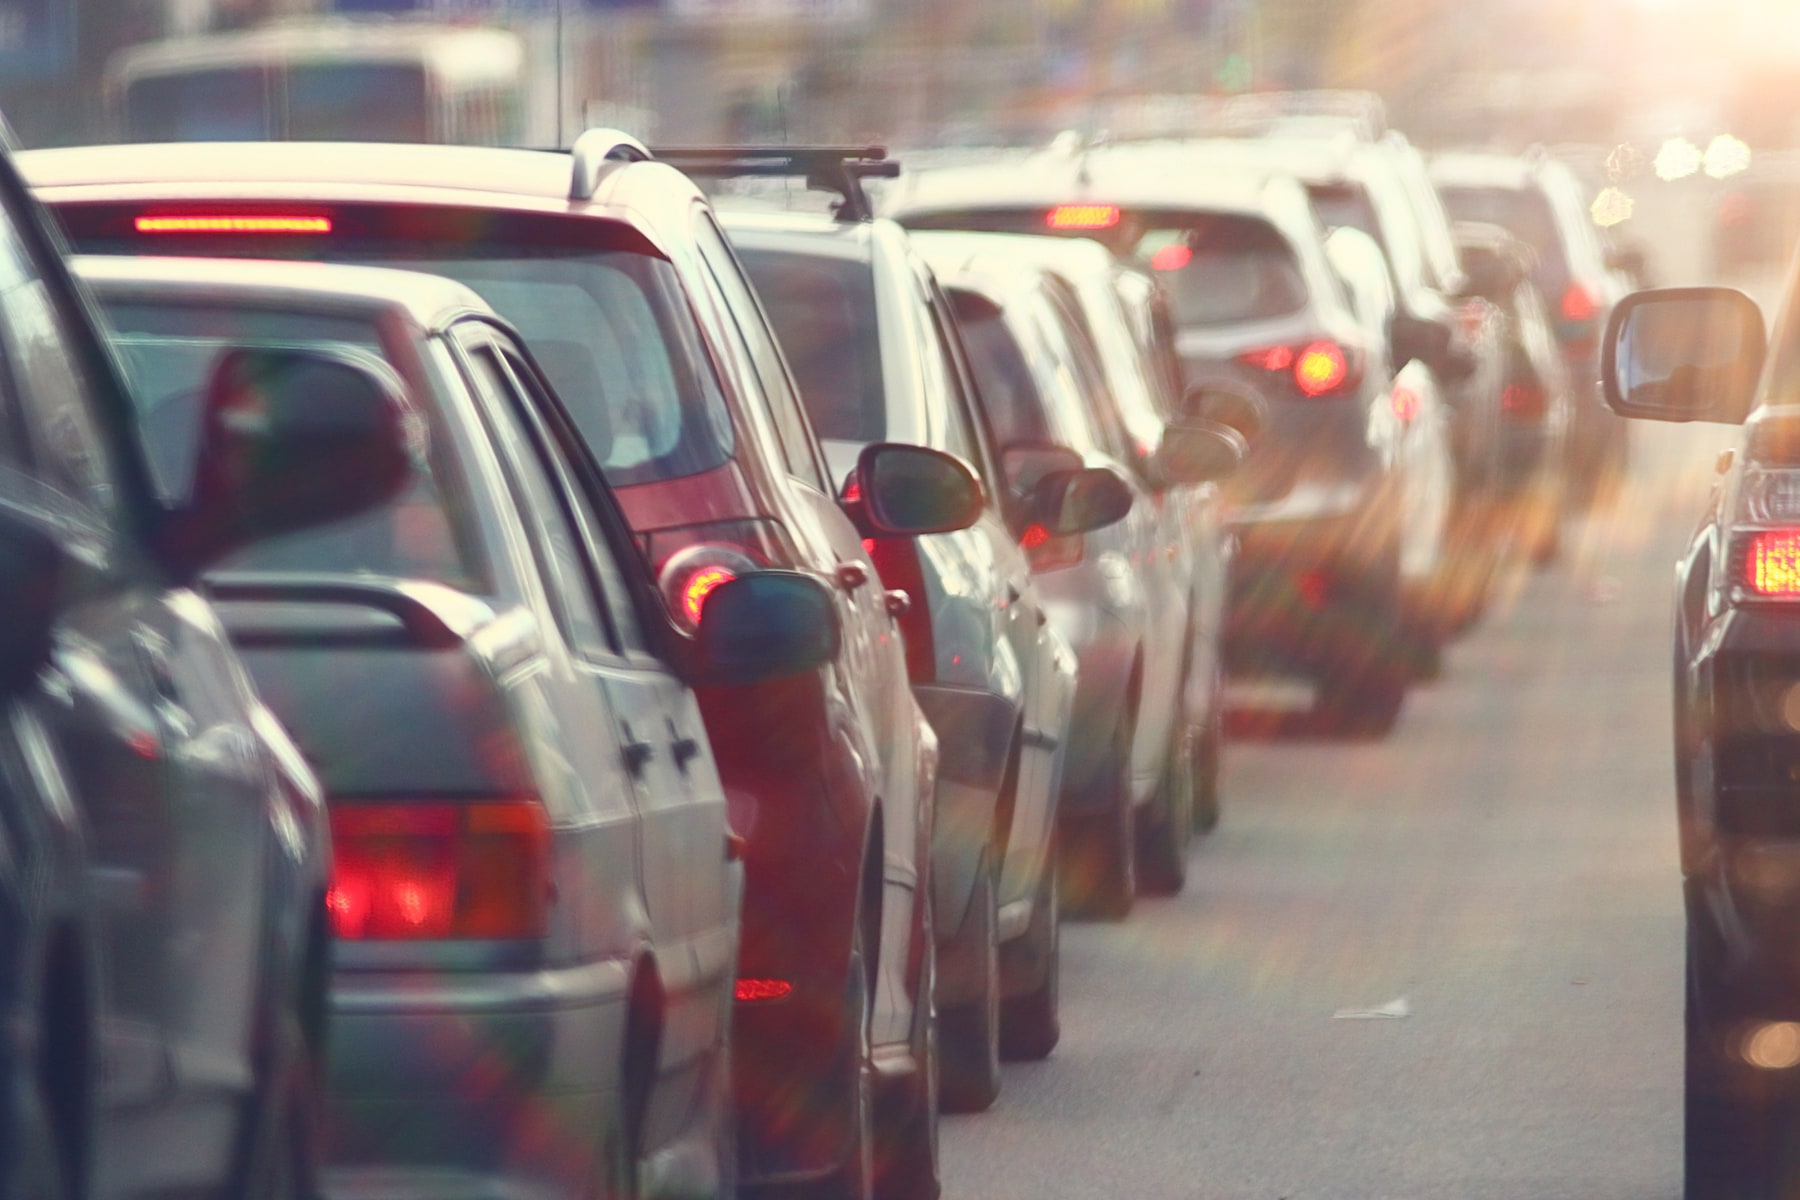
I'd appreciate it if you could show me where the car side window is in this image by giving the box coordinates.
[462,340,614,658]
[493,342,652,658]
[692,215,830,492]
[921,281,1000,491]
[0,212,120,522]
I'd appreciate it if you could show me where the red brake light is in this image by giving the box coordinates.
[1747,530,1800,598]
[1149,244,1192,271]
[327,800,550,940]
[656,541,763,630]
[1047,204,1120,231]
[1502,381,1548,420]
[736,978,794,1003]
[134,214,332,235]
[1560,283,1598,323]
[1294,341,1349,397]
[1237,345,1295,372]
[1390,386,1420,423]
[1020,522,1082,572]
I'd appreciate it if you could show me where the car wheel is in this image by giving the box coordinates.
[874,901,939,1200]
[1317,557,1409,740]
[1061,715,1136,920]
[938,857,1000,1114]
[239,1011,320,1200]
[1000,845,1061,1062]
[12,1051,69,1200]
[787,921,874,1200]
[1136,713,1193,896]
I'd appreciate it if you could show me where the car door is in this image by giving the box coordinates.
[460,328,734,1078]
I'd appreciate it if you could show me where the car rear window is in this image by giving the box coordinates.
[99,299,491,591]
[67,207,736,489]
[1437,184,1568,294]
[123,68,272,140]
[735,248,886,444]
[1132,214,1307,326]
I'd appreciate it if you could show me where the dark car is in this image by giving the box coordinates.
[77,252,836,1200]
[890,142,1448,731]
[24,133,972,1200]
[721,176,1111,1104]
[1598,281,1800,1197]
[0,138,413,1198]
[1431,149,1631,508]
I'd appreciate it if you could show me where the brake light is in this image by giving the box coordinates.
[1150,244,1193,271]
[1502,381,1547,420]
[1020,522,1083,572]
[1294,341,1349,397]
[134,214,332,235]
[646,522,790,631]
[1561,283,1598,324]
[659,547,756,629]
[1237,345,1294,372]
[736,978,794,1003]
[327,799,550,940]
[1047,204,1121,231]
[1747,530,1800,598]
[1390,386,1420,423]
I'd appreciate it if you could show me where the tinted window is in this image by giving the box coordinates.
[1437,184,1568,294]
[287,63,429,141]
[124,68,272,140]
[738,247,886,445]
[101,299,489,590]
[1133,215,1308,326]
[950,291,1049,446]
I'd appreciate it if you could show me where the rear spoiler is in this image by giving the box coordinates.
[652,144,899,223]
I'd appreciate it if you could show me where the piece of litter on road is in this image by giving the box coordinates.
[1572,978,1589,986]
[1586,576,1622,605]
[1332,996,1410,1020]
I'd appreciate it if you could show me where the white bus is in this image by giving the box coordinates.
[106,20,529,145]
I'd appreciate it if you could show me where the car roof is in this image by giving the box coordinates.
[886,142,1290,217]
[72,252,492,332]
[20,140,683,258]
[718,208,883,263]
[908,230,1057,304]
[1428,152,1545,191]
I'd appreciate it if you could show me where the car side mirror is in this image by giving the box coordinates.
[855,442,984,536]
[166,346,418,576]
[0,508,64,696]
[1184,379,1267,446]
[1151,419,1248,486]
[1602,286,1766,424]
[693,571,841,685]
[1029,466,1133,536]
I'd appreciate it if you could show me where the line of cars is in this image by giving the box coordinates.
[0,94,1635,1200]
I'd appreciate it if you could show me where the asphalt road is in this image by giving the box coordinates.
[938,418,1726,1200]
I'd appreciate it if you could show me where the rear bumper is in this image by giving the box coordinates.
[322,958,631,1200]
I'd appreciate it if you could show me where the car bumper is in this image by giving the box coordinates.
[322,958,631,1200]
[1222,496,1396,679]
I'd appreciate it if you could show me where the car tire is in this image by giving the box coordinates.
[875,901,939,1200]
[937,857,1001,1114]
[12,1048,69,1200]
[1000,846,1061,1062]
[1061,715,1136,920]
[1317,550,1409,739]
[1137,713,1193,896]
[788,921,874,1200]
[239,1011,320,1200]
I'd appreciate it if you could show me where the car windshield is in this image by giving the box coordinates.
[736,247,886,444]
[99,298,489,590]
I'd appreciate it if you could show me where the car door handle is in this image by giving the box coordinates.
[621,723,655,778]
[835,562,869,591]
[671,733,701,773]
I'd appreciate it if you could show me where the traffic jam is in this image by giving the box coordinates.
[2,6,1799,1200]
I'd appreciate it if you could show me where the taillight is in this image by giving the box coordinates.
[1237,340,1360,399]
[1021,521,1083,572]
[736,978,794,1003]
[1150,244,1193,271]
[1746,531,1800,598]
[1047,204,1121,231]
[1560,283,1598,324]
[1390,386,1420,423]
[1501,380,1547,421]
[134,213,333,235]
[643,520,792,630]
[327,799,550,940]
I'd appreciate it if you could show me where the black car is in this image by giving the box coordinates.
[0,138,414,1198]
[1599,281,1800,1197]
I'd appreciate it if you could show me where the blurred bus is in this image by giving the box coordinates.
[105,20,529,145]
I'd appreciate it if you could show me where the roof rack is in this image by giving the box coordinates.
[568,128,652,201]
[651,145,899,222]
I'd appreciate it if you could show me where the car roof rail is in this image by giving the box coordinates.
[568,128,652,201]
[651,144,899,222]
